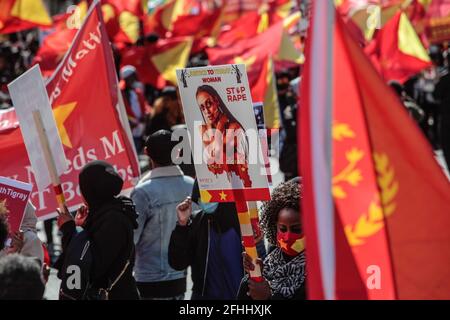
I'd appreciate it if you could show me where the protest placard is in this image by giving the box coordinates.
[176,64,270,203]
[177,64,270,281]
[0,176,32,234]
[8,65,68,192]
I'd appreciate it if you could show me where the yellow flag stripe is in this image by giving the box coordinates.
[398,12,430,62]
[11,0,51,25]
[151,39,193,85]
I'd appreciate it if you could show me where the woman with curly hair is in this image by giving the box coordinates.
[237,179,306,300]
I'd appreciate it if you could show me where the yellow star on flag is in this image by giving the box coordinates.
[219,191,227,201]
[279,239,288,250]
[53,102,77,148]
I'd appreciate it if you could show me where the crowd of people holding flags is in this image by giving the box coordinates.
[0,0,450,301]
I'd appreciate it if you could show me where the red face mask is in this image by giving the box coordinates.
[277,231,305,256]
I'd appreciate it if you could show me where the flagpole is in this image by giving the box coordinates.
[309,1,336,300]
[32,111,66,211]
[247,201,261,238]
[223,155,263,281]
[235,198,263,282]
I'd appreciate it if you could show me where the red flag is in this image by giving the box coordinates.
[222,0,261,23]
[426,0,450,17]
[120,36,192,89]
[144,0,196,37]
[300,6,450,299]
[32,26,77,77]
[104,0,144,17]
[217,11,262,46]
[103,0,144,45]
[0,0,52,34]
[1,2,139,219]
[365,11,432,83]
[207,23,284,128]
[340,11,450,299]
[218,0,288,46]
[32,1,88,77]
[171,9,223,53]
[32,0,139,77]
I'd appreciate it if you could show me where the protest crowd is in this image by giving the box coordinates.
[0,0,450,301]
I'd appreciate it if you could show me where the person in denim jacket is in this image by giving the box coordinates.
[131,130,194,300]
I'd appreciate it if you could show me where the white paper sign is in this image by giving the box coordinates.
[176,64,270,202]
[8,65,68,191]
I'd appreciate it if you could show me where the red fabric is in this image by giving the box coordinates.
[426,0,450,18]
[277,232,303,256]
[120,37,192,89]
[0,0,52,34]
[208,22,283,105]
[0,178,31,234]
[300,6,450,299]
[298,8,325,299]
[365,11,432,83]
[203,188,270,203]
[0,2,139,219]
[42,244,51,266]
[171,9,222,54]
[32,27,77,77]
[171,10,221,38]
[104,0,145,18]
[341,12,450,299]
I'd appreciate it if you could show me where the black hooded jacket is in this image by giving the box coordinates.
[85,196,139,299]
[56,197,139,300]
[57,161,139,300]
[57,197,139,300]
[168,201,242,298]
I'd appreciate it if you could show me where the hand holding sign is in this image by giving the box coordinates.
[8,64,69,213]
[176,197,192,226]
[56,205,73,228]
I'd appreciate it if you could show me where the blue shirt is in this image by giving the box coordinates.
[205,226,243,299]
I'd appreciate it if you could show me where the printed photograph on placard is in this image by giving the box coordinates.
[176,64,270,202]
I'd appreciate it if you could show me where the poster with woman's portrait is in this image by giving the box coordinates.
[176,64,270,203]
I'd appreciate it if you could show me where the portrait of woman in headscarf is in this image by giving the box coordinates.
[195,85,252,188]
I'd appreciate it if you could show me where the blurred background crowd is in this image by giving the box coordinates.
[1,0,450,298]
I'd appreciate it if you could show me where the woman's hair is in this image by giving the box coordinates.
[260,180,302,246]
[195,85,243,128]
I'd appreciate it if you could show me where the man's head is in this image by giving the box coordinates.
[196,85,222,125]
[276,70,291,95]
[0,254,45,300]
[120,65,138,88]
[145,130,177,168]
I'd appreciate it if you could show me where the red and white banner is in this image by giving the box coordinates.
[0,1,139,220]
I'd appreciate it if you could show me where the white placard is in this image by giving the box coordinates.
[8,65,68,191]
[176,64,269,200]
